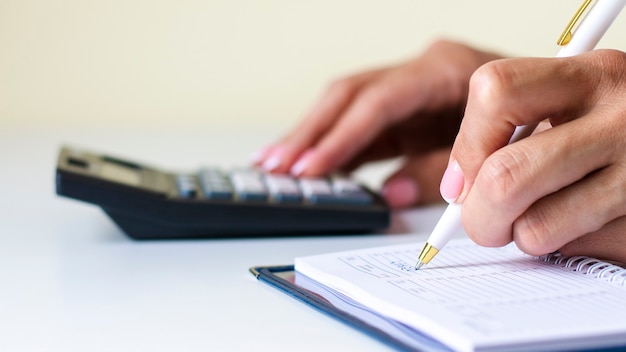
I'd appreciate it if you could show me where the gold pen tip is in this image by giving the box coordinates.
[417,242,439,267]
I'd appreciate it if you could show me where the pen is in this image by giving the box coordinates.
[415,0,626,270]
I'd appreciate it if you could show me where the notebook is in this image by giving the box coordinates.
[293,238,626,352]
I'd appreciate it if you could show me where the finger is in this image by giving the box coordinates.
[294,66,443,176]
[462,114,620,248]
[381,148,451,208]
[339,106,464,173]
[450,55,596,201]
[258,68,387,173]
[558,216,626,263]
[512,160,626,256]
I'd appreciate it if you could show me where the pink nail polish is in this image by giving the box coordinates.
[262,154,282,171]
[249,150,267,165]
[290,150,314,176]
[262,146,287,171]
[440,160,464,203]
[249,145,276,165]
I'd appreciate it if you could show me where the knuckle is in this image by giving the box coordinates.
[358,86,392,117]
[468,61,512,108]
[576,50,626,101]
[327,76,359,98]
[423,38,475,59]
[469,63,505,100]
[593,49,626,79]
[424,38,457,54]
[478,147,529,205]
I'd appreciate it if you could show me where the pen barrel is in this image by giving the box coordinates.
[428,203,463,250]
[557,0,626,58]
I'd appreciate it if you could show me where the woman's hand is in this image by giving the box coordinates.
[445,49,626,263]
[252,40,502,207]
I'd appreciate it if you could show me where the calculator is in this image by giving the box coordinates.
[55,146,390,239]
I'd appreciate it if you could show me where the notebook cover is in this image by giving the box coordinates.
[249,265,445,352]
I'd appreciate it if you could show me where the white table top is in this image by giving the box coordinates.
[0,124,454,352]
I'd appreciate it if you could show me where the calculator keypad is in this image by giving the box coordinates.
[176,169,372,205]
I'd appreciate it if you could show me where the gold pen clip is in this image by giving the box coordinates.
[557,0,596,46]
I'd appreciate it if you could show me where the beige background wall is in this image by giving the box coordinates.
[1,1,625,131]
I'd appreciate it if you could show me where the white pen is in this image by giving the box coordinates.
[415,0,626,270]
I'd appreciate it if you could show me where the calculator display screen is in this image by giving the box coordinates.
[99,162,142,186]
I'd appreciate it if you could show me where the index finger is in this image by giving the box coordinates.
[261,68,386,173]
[450,56,594,200]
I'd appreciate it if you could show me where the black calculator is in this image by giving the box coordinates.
[55,146,390,239]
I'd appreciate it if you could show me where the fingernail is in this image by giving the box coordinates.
[262,155,281,171]
[382,177,419,208]
[290,149,314,176]
[262,146,286,171]
[249,148,268,165]
[249,145,276,165]
[440,160,464,203]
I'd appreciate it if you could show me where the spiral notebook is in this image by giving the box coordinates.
[293,238,626,352]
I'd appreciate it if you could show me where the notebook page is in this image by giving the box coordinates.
[295,238,626,352]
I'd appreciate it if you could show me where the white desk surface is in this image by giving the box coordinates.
[0,124,455,352]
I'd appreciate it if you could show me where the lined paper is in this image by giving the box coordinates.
[295,238,626,352]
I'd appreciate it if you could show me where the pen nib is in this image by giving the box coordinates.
[415,261,424,270]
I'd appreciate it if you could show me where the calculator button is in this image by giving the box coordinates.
[299,178,336,204]
[299,178,332,196]
[306,192,372,205]
[198,169,234,200]
[300,177,372,205]
[230,170,268,201]
[176,175,198,198]
[331,178,372,204]
[201,183,233,200]
[264,174,303,203]
[331,177,362,193]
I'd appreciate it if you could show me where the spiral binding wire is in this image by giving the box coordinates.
[542,252,626,287]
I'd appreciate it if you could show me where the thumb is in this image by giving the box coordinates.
[381,148,450,208]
